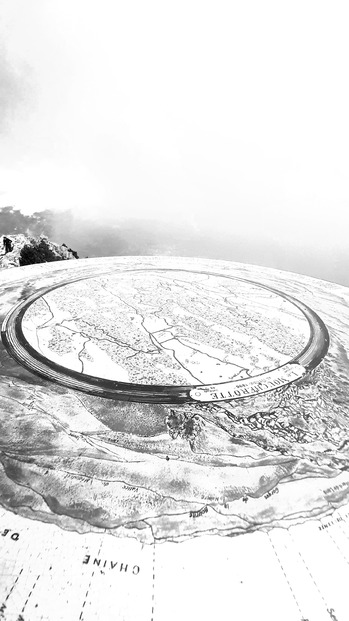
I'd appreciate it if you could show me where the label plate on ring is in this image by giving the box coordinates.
[190,363,307,402]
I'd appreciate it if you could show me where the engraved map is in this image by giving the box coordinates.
[1,256,349,620]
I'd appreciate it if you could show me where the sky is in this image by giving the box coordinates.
[0,0,348,281]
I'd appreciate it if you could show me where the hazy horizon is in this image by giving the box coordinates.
[0,1,348,284]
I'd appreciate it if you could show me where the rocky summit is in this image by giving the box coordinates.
[0,234,79,268]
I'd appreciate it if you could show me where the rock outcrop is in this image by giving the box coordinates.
[0,234,79,269]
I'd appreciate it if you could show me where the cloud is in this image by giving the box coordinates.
[0,50,23,133]
[0,0,348,281]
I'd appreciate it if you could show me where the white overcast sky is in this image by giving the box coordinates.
[0,0,348,261]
